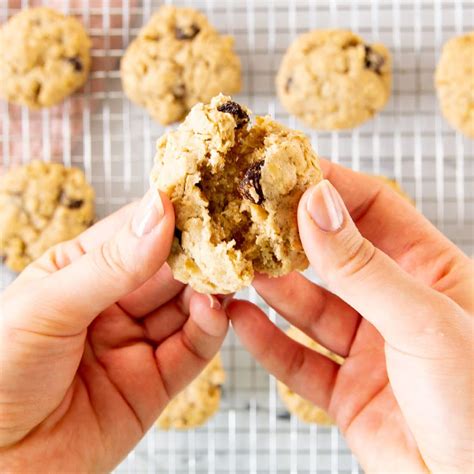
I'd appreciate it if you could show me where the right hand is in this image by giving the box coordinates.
[227,160,474,473]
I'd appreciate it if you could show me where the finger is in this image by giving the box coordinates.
[320,159,467,285]
[141,288,195,344]
[118,264,184,318]
[77,202,137,251]
[253,273,360,357]
[140,287,207,350]
[154,293,228,398]
[227,299,339,411]
[5,189,174,336]
[31,202,183,317]
[142,301,188,345]
[298,179,467,355]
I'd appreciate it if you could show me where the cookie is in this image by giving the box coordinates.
[276,29,392,130]
[435,32,474,138]
[0,7,91,109]
[150,94,323,294]
[0,160,95,272]
[157,354,225,430]
[121,5,241,125]
[277,327,343,425]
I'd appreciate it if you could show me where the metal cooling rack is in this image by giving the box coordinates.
[1,0,473,473]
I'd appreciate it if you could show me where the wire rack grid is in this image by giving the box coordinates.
[1,0,473,473]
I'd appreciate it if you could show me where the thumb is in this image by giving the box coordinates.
[12,188,175,336]
[297,179,462,353]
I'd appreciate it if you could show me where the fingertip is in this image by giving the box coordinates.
[189,293,229,338]
[252,272,292,294]
[251,272,272,287]
[225,299,268,336]
[224,298,248,319]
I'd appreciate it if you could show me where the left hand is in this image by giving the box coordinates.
[227,160,473,472]
[0,190,228,472]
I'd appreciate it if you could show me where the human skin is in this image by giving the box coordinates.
[227,159,474,473]
[0,159,472,473]
[0,190,228,472]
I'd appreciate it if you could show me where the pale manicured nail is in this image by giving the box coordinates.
[132,188,164,237]
[306,180,344,232]
[206,294,222,310]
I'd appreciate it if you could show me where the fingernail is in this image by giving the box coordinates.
[132,188,164,237]
[306,180,344,232]
[206,294,222,310]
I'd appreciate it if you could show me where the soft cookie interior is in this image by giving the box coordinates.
[151,94,322,294]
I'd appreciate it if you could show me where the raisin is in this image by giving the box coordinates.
[238,161,264,205]
[174,228,183,245]
[172,83,186,99]
[285,77,293,93]
[175,24,200,40]
[59,191,84,209]
[342,38,360,49]
[364,45,385,74]
[32,82,41,101]
[217,101,250,129]
[66,199,84,209]
[65,56,83,72]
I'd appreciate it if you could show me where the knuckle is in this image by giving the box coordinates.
[329,233,376,283]
[49,239,86,269]
[93,240,136,287]
[282,344,306,384]
[180,328,209,363]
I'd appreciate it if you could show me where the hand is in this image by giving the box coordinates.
[0,190,228,472]
[227,160,473,473]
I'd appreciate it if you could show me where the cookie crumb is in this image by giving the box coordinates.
[217,101,249,129]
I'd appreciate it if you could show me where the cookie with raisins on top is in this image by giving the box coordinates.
[276,30,391,130]
[0,7,91,109]
[121,5,241,125]
[0,160,94,272]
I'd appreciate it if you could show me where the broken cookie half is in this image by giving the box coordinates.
[150,94,323,294]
